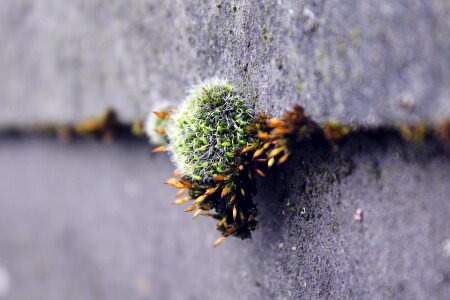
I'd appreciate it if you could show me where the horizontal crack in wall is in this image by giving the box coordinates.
[0,108,449,154]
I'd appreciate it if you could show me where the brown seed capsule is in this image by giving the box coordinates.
[204,186,219,196]
[180,181,193,189]
[153,145,168,153]
[213,236,225,247]
[176,188,186,197]
[267,118,284,128]
[199,213,214,217]
[230,194,237,202]
[257,132,273,139]
[154,128,167,135]
[233,205,237,221]
[268,147,285,158]
[272,127,291,135]
[278,152,290,165]
[268,157,276,168]
[184,204,196,212]
[217,217,227,227]
[74,119,101,134]
[221,186,231,198]
[224,227,235,237]
[165,178,185,188]
[213,175,228,182]
[172,196,192,205]
[192,210,202,219]
[255,168,266,177]
[194,194,208,204]
[242,144,256,153]
[154,111,170,119]
[253,148,265,159]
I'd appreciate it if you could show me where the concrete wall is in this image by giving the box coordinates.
[1,0,450,125]
[0,135,449,300]
[0,1,449,299]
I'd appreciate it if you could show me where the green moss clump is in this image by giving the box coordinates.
[167,79,254,181]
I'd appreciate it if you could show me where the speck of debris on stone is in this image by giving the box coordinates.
[291,246,297,251]
[278,241,284,249]
[0,264,11,297]
[442,239,450,257]
[353,208,363,222]
[303,8,319,33]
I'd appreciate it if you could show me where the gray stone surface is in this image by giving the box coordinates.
[1,0,450,126]
[0,137,449,299]
[1,0,450,299]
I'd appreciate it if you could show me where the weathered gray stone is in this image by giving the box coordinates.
[1,0,450,126]
[0,137,448,299]
[1,0,450,299]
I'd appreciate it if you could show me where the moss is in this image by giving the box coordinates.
[149,82,450,245]
[131,118,144,137]
[162,102,316,244]
[436,120,450,149]
[399,123,428,146]
[167,79,254,181]
[323,121,351,147]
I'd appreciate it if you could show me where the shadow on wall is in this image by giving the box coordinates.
[251,131,450,299]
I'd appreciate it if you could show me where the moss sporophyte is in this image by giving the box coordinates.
[148,79,318,247]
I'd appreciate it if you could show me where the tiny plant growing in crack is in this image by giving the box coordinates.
[144,101,171,145]
[148,79,344,247]
[168,79,254,181]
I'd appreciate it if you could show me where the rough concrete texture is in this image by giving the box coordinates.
[0,136,449,300]
[1,0,450,126]
[1,0,450,299]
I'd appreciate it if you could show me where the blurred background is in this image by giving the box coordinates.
[1,1,450,299]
